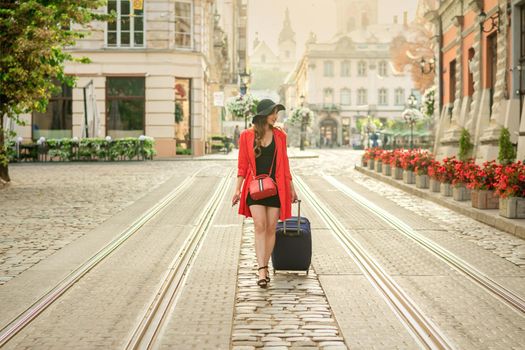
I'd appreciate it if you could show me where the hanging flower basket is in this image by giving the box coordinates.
[226,94,258,120]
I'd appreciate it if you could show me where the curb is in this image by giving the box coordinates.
[356,166,525,240]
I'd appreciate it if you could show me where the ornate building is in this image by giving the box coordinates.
[282,0,415,147]
[427,0,524,161]
[12,0,246,157]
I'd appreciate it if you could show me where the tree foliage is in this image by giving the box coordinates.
[498,127,517,165]
[0,0,112,182]
[458,128,473,161]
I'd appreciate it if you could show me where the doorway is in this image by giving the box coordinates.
[320,118,338,147]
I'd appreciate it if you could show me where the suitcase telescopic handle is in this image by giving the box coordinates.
[283,200,301,236]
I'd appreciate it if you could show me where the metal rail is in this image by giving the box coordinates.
[125,169,233,350]
[0,167,211,347]
[293,173,455,350]
[323,174,525,315]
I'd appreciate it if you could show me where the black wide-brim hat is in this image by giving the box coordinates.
[252,99,285,124]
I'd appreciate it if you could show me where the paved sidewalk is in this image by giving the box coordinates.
[356,165,525,239]
[232,220,347,349]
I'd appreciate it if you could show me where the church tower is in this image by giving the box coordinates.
[334,0,378,33]
[278,8,296,70]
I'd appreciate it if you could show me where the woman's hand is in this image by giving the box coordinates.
[291,187,299,203]
[232,190,241,206]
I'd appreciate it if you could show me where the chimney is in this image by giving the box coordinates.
[393,15,398,24]
[403,11,408,26]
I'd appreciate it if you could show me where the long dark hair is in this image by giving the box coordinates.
[252,108,277,158]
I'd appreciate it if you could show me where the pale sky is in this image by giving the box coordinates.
[247,0,419,58]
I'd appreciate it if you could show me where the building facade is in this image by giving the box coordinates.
[428,0,524,161]
[282,1,415,148]
[13,0,246,157]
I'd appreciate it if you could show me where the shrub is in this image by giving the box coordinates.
[498,128,516,165]
[458,128,473,161]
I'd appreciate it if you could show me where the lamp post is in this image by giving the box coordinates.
[404,93,418,149]
[365,116,373,149]
[299,95,306,151]
[239,71,251,129]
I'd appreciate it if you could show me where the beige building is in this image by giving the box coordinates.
[13,0,247,157]
[283,0,415,148]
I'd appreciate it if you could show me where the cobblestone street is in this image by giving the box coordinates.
[0,150,524,349]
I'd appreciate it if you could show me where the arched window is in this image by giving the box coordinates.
[378,88,388,105]
[340,88,351,105]
[357,61,367,76]
[395,88,405,105]
[323,88,334,105]
[341,61,350,77]
[378,61,388,77]
[357,88,367,105]
[324,61,334,77]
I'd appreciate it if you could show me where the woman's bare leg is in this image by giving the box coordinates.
[249,205,268,281]
[264,207,280,267]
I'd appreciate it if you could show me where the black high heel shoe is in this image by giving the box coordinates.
[257,266,268,288]
[265,267,270,283]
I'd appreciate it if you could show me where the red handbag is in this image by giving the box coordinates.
[249,146,277,200]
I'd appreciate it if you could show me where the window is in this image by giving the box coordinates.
[486,34,497,112]
[175,1,193,49]
[341,61,350,77]
[394,88,405,105]
[106,77,145,138]
[449,59,457,105]
[324,61,334,77]
[32,82,72,140]
[340,89,351,105]
[323,88,334,105]
[378,61,388,77]
[378,88,388,105]
[357,61,367,76]
[107,0,144,48]
[357,88,367,105]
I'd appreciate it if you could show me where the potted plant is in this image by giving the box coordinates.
[400,149,416,184]
[439,157,458,196]
[452,160,476,201]
[374,149,383,173]
[427,160,442,192]
[495,161,525,218]
[413,151,433,189]
[466,161,500,209]
[381,151,393,176]
[390,149,404,179]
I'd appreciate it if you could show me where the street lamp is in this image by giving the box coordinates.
[239,71,251,129]
[419,57,435,74]
[298,95,310,151]
[404,93,419,149]
[478,8,500,33]
[365,116,373,149]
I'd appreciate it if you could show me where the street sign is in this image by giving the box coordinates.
[213,92,224,107]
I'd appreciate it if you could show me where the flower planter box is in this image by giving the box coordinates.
[415,174,429,189]
[382,164,392,176]
[499,197,525,219]
[368,159,375,170]
[393,167,403,180]
[453,185,471,201]
[440,182,453,196]
[429,179,441,192]
[361,157,367,167]
[403,170,416,184]
[375,161,382,173]
[471,190,499,209]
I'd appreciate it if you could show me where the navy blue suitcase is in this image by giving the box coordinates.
[271,200,312,273]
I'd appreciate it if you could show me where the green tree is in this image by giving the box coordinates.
[498,127,516,165]
[0,1,112,182]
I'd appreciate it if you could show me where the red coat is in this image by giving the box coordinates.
[237,127,292,221]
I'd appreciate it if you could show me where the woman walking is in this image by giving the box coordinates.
[232,99,298,288]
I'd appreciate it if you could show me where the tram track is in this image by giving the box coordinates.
[125,169,233,350]
[0,166,212,348]
[293,173,455,350]
[323,173,525,315]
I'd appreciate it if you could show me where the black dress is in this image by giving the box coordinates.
[246,137,281,208]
